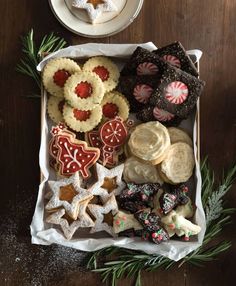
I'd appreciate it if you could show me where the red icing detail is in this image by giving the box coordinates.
[99,117,128,148]
[169,224,175,229]
[92,66,109,81]
[102,103,119,118]
[183,187,189,193]
[152,232,157,238]
[184,236,190,241]
[157,234,163,241]
[74,81,93,98]
[144,219,149,225]
[58,100,65,113]
[115,219,120,225]
[56,136,99,178]
[53,69,71,87]
[122,216,127,221]
[73,109,91,121]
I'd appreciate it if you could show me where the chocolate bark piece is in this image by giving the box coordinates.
[135,210,169,244]
[121,46,168,76]
[117,75,160,112]
[149,66,205,118]
[136,105,182,126]
[153,42,199,77]
[159,184,190,215]
[117,183,160,213]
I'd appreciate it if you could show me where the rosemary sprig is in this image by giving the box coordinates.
[86,159,236,285]
[16,29,67,91]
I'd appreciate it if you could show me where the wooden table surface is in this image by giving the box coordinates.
[0,0,236,285]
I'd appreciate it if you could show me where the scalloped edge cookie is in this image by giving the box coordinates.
[83,56,120,92]
[42,58,81,98]
[47,96,65,123]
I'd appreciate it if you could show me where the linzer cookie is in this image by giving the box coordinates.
[63,102,102,132]
[101,91,129,121]
[149,66,205,118]
[128,121,171,165]
[137,106,182,126]
[47,96,65,123]
[64,71,104,110]
[159,142,195,184]
[153,42,198,77]
[83,56,120,92]
[117,75,160,112]
[121,46,167,76]
[42,58,81,98]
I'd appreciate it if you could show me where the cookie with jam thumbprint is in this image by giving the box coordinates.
[149,66,205,118]
[63,102,102,132]
[42,58,81,98]
[101,91,129,121]
[153,42,199,77]
[47,96,66,123]
[120,46,167,76]
[64,71,105,110]
[83,56,120,92]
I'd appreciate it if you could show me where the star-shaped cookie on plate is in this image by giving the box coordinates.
[45,172,93,220]
[90,163,126,203]
[72,0,117,23]
[88,194,118,236]
[46,198,94,240]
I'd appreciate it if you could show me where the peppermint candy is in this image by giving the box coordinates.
[133,84,153,104]
[162,55,181,68]
[136,62,159,75]
[153,107,175,122]
[164,81,189,104]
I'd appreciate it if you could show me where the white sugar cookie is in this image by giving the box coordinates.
[47,96,65,123]
[168,127,193,146]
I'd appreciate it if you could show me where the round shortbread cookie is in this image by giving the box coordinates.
[128,121,171,165]
[64,71,105,110]
[47,96,65,123]
[160,142,195,184]
[63,102,102,132]
[101,91,129,121]
[123,156,163,185]
[83,56,120,92]
[42,58,81,98]
[168,127,193,146]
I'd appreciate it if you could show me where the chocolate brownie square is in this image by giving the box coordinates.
[149,65,205,118]
[153,42,199,77]
[121,46,168,77]
[117,75,160,112]
[136,105,182,126]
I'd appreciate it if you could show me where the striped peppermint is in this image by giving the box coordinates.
[136,62,159,75]
[133,84,153,103]
[164,81,189,104]
[153,107,175,122]
[162,55,181,68]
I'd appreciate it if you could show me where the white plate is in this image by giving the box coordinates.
[49,0,144,38]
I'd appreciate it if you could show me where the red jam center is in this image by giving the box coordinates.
[102,103,119,118]
[58,99,65,113]
[74,81,93,98]
[73,109,91,121]
[92,66,109,81]
[53,69,71,87]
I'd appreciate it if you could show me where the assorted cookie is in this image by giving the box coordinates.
[43,43,203,243]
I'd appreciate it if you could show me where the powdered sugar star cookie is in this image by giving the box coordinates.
[88,194,118,236]
[46,198,94,240]
[72,0,117,24]
[90,163,125,202]
[45,172,93,220]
